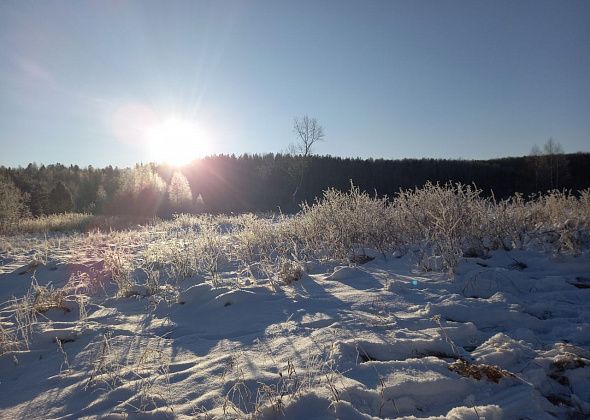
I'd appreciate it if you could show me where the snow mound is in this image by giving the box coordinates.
[325,266,381,289]
[459,268,530,298]
[471,333,536,370]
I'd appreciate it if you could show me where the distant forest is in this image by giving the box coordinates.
[1,152,589,219]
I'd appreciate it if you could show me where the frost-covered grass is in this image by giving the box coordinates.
[1,213,157,235]
[0,184,589,418]
[3,183,589,272]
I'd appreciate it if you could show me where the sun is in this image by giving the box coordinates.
[144,116,207,166]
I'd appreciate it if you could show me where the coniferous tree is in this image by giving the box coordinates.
[29,183,49,216]
[1,151,589,217]
[48,181,74,214]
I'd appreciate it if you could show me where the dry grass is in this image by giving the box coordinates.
[0,321,19,356]
[3,184,589,290]
[102,247,136,297]
[0,184,587,306]
[220,349,335,418]
[2,213,158,235]
[448,360,514,383]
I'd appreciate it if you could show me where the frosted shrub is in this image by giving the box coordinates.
[299,183,397,262]
[233,216,280,261]
[395,182,485,272]
[277,258,304,285]
[525,189,590,253]
[233,216,285,277]
[144,237,198,280]
[144,219,228,285]
[4,184,590,300]
[486,194,530,250]
[275,216,314,262]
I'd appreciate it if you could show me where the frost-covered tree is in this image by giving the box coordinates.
[114,164,166,216]
[168,171,193,211]
[119,165,166,196]
[0,174,29,231]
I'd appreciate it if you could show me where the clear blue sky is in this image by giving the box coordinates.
[1,0,589,167]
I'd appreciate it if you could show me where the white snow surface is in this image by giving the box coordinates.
[1,249,589,419]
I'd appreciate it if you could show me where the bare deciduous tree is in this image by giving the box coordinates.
[543,137,564,189]
[292,115,325,157]
[529,144,544,191]
[289,115,325,202]
[529,138,567,191]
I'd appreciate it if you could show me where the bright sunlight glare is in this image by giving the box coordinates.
[144,116,208,166]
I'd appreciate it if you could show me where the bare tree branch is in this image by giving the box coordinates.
[293,115,324,157]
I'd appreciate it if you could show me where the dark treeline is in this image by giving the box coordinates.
[1,152,589,219]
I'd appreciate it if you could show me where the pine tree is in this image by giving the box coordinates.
[48,181,74,214]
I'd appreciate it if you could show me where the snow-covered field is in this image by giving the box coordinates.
[1,239,589,419]
[1,186,589,418]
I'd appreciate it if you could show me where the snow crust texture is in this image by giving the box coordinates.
[1,250,589,419]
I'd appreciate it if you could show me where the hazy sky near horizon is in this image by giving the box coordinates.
[1,0,589,167]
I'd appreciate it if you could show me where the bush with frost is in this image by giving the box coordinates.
[298,182,397,262]
[0,173,29,233]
